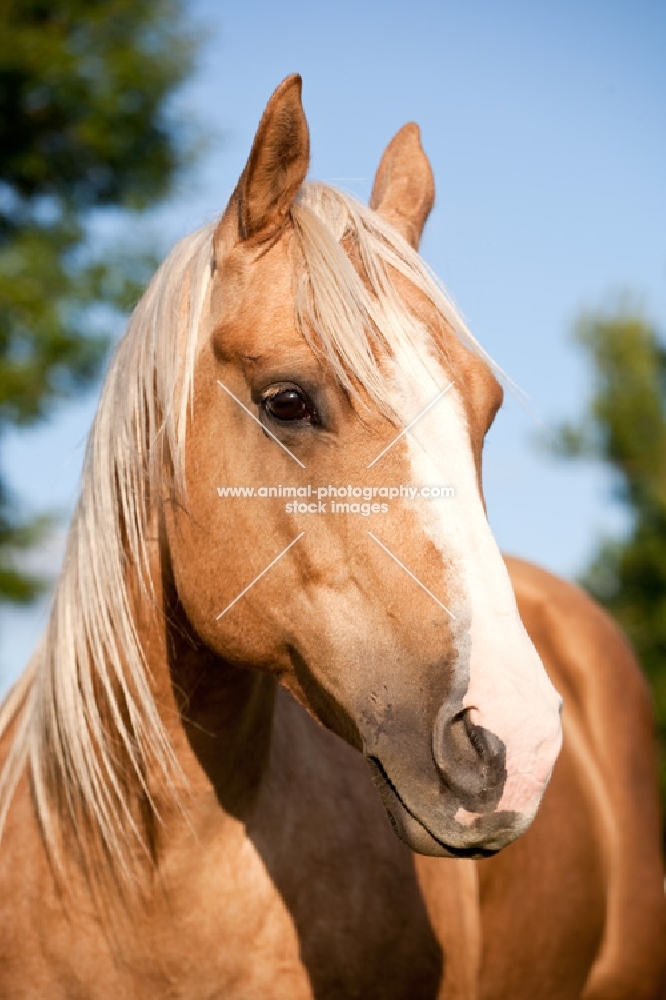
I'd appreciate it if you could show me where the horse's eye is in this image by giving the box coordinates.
[264,389,317,423]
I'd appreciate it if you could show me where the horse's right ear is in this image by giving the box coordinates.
[217,75,310,247]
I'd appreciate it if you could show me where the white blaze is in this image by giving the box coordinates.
[387,339,562,821]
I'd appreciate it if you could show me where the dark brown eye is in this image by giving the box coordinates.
[264,389,316,423]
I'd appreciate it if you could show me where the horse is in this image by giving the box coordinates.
[0,74,663,999]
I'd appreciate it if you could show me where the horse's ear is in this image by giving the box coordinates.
[219,74,310,245]
[369,123,434,250]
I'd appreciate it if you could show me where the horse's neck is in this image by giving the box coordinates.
[138,545,278,840]
[165,625,277,818]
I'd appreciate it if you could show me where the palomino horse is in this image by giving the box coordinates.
[0,76,663,998]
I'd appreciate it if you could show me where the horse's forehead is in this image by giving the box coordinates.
[211,237,302,357]
[386,294,504,447]
[210,229,503,443]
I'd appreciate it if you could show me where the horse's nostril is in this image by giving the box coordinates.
[463,712,486,758]
[433,705,507,810]
[462,711,504,766]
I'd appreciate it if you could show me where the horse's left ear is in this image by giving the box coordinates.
[218,74,310,246]
[370,123,435,250]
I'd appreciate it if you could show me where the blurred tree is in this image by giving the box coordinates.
[551,307,666,815]
[0,0,198,602]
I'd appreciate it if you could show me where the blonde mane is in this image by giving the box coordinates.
[0,182,497,878]
[291,183,497,417]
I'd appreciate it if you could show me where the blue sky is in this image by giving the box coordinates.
[1,0,665,692]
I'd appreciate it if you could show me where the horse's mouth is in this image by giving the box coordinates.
[366,755,499,860]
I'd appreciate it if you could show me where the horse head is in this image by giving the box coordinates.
[167,75,563,858]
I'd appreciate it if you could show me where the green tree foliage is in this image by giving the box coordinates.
[552,308,666,810]
[0,0,197,602]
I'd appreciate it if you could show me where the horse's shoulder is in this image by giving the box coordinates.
[504,553,653,715]
[503,554,666,999]
[505,550,613,630]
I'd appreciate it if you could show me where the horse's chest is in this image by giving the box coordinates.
[150,827,442,999]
